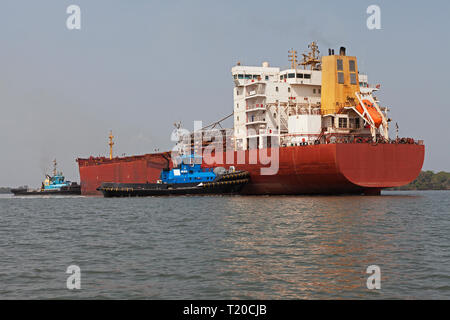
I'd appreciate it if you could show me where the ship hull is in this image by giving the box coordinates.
[11,185,81,196]
[77,143,424,196]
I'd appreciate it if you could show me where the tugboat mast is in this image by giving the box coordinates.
[53,159,57,176]
[109,130,114,160]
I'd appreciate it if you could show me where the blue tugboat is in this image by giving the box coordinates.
[11,160,81,196]
[97,154,249,197]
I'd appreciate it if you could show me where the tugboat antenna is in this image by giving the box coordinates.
[53,159,57,176]
[109,130,114,160]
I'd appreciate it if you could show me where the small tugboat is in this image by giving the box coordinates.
[11,159,81,196]
[97,154,250,197]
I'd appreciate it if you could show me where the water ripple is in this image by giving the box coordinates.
[0,191,449,299]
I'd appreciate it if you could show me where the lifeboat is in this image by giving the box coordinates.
[355,99,383,128]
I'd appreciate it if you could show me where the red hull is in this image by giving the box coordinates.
[77,143,424,196]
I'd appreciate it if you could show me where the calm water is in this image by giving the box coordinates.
[0,191,449,299]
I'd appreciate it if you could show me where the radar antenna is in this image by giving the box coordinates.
[174,121,182,130]
[300,41,321,70]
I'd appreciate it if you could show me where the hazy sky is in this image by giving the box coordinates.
[1,0,449,186]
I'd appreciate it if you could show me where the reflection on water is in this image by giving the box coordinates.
[0,191,448,299]
[219,196,393,298]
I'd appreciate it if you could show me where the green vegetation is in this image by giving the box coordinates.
[0,186,28,194]
[0,187,12,194]
[391,171,450,190]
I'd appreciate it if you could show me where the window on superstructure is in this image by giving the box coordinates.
[319,88,321,94]
[253,75,259,79]
[349,60,356,72]
[296,73,303,78]
[245,75,252,79]
[313,89,316,94]
[304,74,311,79]
[338,72,344,84]
[237,116,239,121]
[283,74,287,79]
[355,118,360,129]
[337,59,343,71]
[237,103,239,108]
[236,89,239,95]
[265,75,269,80]
[276,87,279,92]
[288,87,291,93]
[350,73,357,85]
[338,118,348,128]
[288,73,295,78]
[238,74,244,79]
[233,75,237,79]
[280,76,283,80]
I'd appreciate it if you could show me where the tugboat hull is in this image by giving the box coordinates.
[97,171,249,197]
[11,184,81,196]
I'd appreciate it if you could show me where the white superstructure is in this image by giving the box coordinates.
[232,62,323,150]
[231,43,387,150]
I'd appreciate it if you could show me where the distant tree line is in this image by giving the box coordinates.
[0,186,27,194]
[390,171,450,190]
[0,187,12,194]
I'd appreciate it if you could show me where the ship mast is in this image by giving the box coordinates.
[288,48,298,69]
[300,41,321,70]
[108,130,114,160]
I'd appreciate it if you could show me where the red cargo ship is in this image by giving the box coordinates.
[77,44,424,196]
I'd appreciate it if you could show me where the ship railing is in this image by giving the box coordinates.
[246,116,266,124]
[255,128,279,135]
[246,103,266,111]
[287,108,321,116]
[280,133,321,146]
[245,89,265,97]
[312,133,424,145]
[243,79,266,86]
[391,138,424,145]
